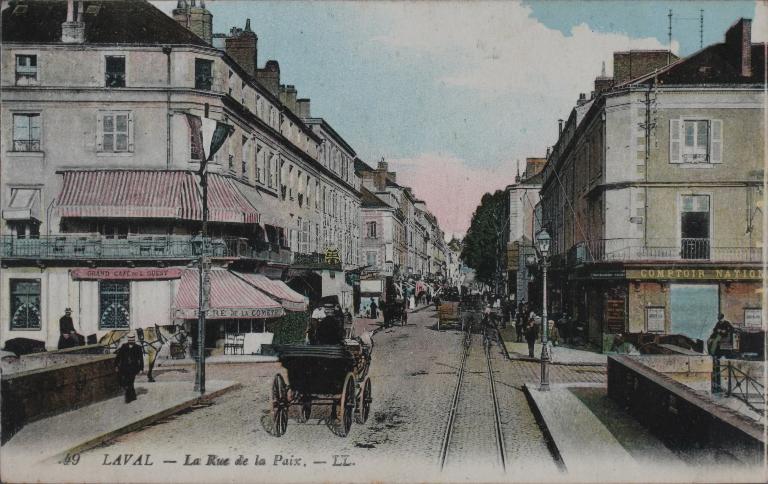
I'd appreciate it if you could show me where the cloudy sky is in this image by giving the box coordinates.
[156,1,764,236]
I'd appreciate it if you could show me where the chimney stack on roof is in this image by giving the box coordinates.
[225,19,258,77]
[725,18,752,77]
[61,0,85,43]
[173,0,213,45]
[296,98,311,118]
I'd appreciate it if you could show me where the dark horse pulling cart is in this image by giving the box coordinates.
[270,338,372,437]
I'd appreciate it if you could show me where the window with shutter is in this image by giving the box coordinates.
[710,119,723,163]
[98,111,133,153]
[669,119,681,163]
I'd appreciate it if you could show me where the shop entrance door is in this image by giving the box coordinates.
[670,284,718,340]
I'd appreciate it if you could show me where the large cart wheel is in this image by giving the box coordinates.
[271,374,289,437]
[356,377,372,424]
[337,372,356,437]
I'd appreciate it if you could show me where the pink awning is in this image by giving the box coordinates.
[173,269,284,319]
[234,272,308,312]
[56,170,259,224]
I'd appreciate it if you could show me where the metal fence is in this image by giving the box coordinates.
[568,238,761,264]
[0,235,292,263]
[712,359,766,414]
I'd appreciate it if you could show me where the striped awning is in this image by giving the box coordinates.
[174,269,284,320]
[56,171,259,224]
[234,272,309,312]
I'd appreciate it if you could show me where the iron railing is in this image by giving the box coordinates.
[0,235,292,264]
[568,238,761,265]
[712,359,766,414]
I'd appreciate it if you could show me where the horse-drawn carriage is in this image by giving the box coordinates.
[270,337,373,437]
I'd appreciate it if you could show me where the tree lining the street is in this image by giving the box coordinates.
[461,190,505,286]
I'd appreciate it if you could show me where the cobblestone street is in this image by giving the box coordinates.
[74,309,606,482]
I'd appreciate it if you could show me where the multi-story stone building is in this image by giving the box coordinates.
[539,19,764,349]
[0,0,360,350]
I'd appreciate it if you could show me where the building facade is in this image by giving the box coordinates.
[539,19,764,349]
[1,0,360,349]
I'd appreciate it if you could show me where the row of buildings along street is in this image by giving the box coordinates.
[503,18,764,354]
[0,0,460,353]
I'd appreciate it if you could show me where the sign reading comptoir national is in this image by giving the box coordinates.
[626,268,763,280]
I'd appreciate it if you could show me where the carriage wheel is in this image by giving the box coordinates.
[337,372,356,437]
[356,377,372,424]
[271,374,289,437]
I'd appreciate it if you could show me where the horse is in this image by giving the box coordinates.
[98,324,188,382]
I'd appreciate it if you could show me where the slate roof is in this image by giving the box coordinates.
[360,187,390,209]
[2,0,208,46]
[354,158,373,174]
[627,43,765,86]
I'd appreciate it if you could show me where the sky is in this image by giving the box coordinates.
[154,1,764,237]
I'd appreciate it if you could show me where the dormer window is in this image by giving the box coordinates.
[105,56,125,87]
[15,54,37,85]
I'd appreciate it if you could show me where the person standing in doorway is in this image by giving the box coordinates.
[115,333,144,403]
[369,298,378,320]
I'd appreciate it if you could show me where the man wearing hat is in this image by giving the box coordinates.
[114,333,144,403]
[58,308,82,349]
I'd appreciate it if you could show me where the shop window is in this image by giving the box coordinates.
[10,279,41,330]
[99,281,130,329]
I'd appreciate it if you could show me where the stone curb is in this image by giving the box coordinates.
[505,354,607,367]
[522,383,567,473]
[56,382,242,459]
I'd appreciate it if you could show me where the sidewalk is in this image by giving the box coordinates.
[499,327,607,365]
[524,383,685,480]
[1,380,239,465]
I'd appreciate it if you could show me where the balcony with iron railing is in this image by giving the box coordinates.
[568,238,762,265]
[0,235,293,264]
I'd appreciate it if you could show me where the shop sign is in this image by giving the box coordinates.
[646,307,665,332]
[591,270,625,279]
[627,268,763,281]
[71,267,183,280]
[744,309,762,329]
[604,298,625,333]
[174,307,284,319]
[324,248,341,265]
[507,242,520,271]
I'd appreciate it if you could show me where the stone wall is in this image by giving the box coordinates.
[1,354,120,443]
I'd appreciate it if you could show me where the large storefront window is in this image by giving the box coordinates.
[670,284,718,340]
[10,279,41,329]
[99,281,130,329]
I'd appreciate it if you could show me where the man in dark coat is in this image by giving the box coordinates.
[524,314,539,358]
[369,298,378,320]
[115,333,144,403]
[707,313,734,356]
[58,308,82,349]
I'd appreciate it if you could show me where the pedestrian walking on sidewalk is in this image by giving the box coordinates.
[369,298,378,320]
[115,333,144,403]
[524,314,539,358]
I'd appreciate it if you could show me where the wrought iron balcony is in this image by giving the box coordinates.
[0,235,292,264]
[569,238,762,265]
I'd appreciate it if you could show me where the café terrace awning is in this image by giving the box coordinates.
[55,170,259,224]
[233,272,309,312]
[174,269,284,320]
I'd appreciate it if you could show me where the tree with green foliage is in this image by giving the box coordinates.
[461,190,506,287]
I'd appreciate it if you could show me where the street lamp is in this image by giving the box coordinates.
[536,229,551,392]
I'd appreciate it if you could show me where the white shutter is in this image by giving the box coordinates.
[710,119,722,164]
[96,111,104,151]
[669,119,681,163]
[127,111,135,152]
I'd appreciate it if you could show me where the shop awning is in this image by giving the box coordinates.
[56,170,259,224]
[174,269,284,319]
[3,189,40,221]
[234,272,309,312]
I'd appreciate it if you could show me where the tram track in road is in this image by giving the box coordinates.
[438,314,507,473]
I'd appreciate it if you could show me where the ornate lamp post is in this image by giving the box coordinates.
[536,229,551,392]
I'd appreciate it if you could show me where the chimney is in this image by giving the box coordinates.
[612,50,678,85]
[546,147,551,159]
[378,159,388,172]
[576,92,587,106]
[558,119,564,136]
[296,98,311,118]
[286,85,298,112]
[173,0,213,45]
[225,19,258,77]
[61,0,85,43]
[255,60,280,96]
[725,18,752,77]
